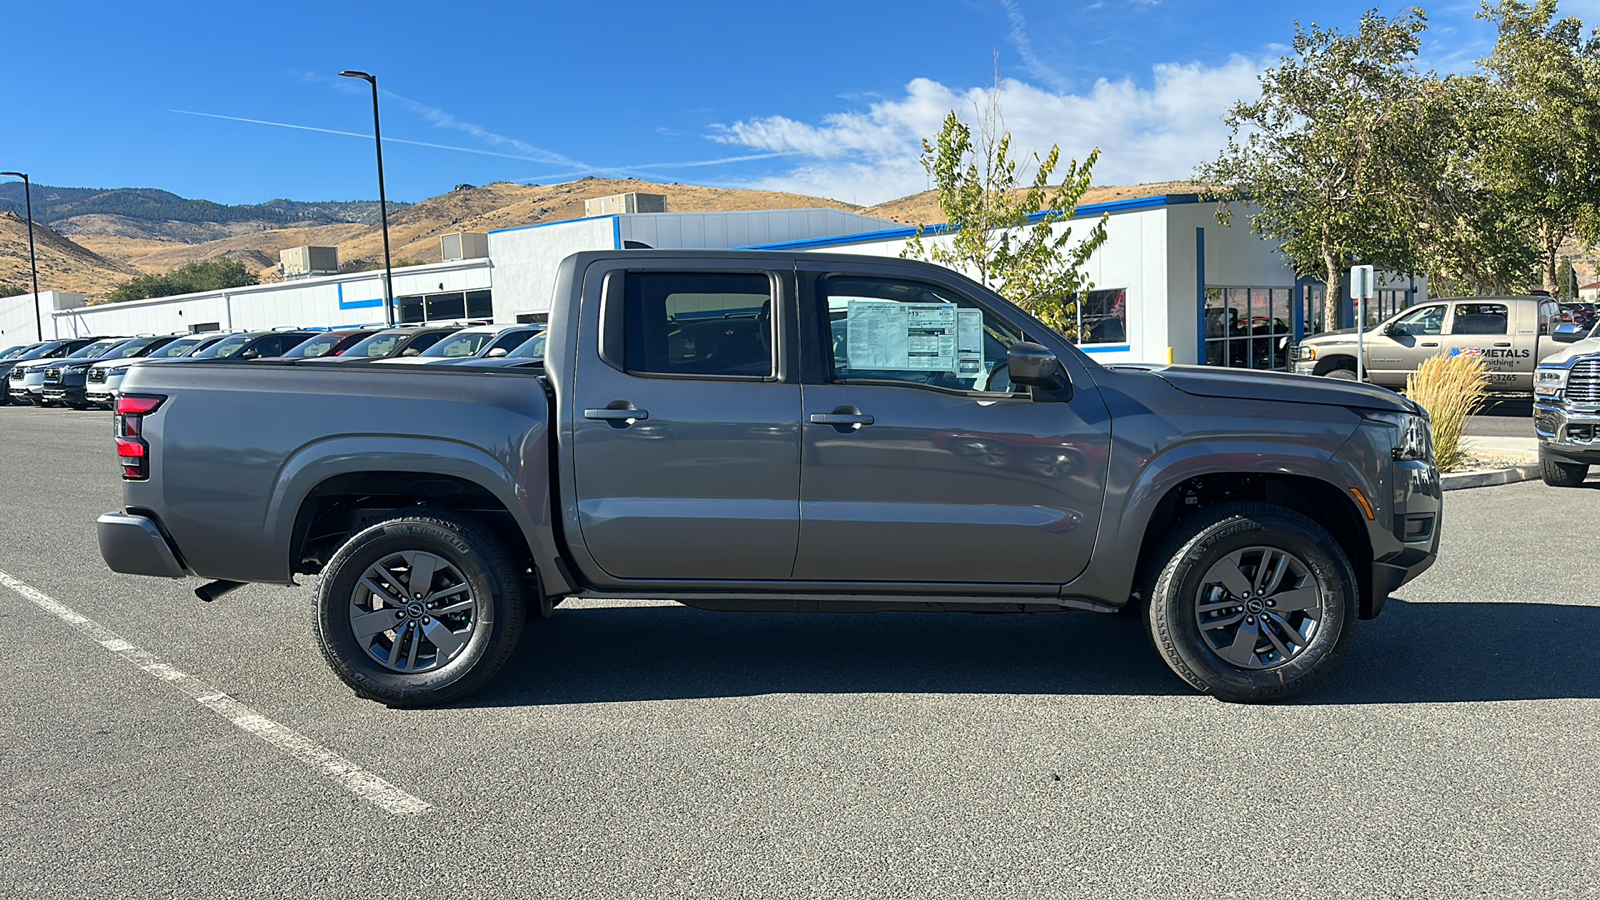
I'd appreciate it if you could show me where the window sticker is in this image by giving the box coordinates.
[845,300,963,372]
[956,309,984,377]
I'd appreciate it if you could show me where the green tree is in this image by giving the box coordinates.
[1200,9,1433,327]
[108,257,259,303]
[1476,0,1600,293]
[903,94,1108,337]
[0,281,30,298]
[1558,259,1577,299]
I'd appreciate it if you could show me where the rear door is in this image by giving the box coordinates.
[566,260,802,583]
[791,261,1112,586]
[1440,300,1529,390]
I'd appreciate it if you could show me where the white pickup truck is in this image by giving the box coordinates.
[1293,295,1565,391]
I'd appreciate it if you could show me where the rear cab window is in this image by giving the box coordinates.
[1450,302,1509,335]
[622,272,774,378]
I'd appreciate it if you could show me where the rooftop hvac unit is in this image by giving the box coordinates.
[584,192,668,217]
[280,246,339,280]
[440,232,489,261]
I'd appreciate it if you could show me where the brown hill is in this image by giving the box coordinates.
[863,180,1215,226]
[0,212,139,297]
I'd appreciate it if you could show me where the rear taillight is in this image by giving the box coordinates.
[114,394,165,480]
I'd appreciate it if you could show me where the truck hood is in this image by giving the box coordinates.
[1131,365,1416,413]
[1298,326,1370,344]
[1538,335,1600,366]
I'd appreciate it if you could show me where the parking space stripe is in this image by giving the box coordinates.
[0,568,433,817]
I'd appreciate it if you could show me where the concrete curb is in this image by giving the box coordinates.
[1441,464,1541,492]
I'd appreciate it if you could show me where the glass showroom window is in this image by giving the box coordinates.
[1072,288,1127,345]
[1206,286,1293,370]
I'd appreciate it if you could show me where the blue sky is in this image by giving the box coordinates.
[3,0,1588,207]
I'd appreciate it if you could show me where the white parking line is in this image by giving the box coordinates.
[0,568,433,817]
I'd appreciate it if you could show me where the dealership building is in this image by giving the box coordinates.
[0,191,1421,371]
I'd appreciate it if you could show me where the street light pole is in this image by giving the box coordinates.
[1,171,43,341]
[338,71,396,327]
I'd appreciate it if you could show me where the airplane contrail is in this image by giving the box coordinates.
[169,109,797,177]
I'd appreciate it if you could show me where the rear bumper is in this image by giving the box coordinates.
[97,512,188,579]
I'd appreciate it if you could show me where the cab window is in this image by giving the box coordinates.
[1391,305,1445,336]
[820,276,1027,394]
[622,272,773,377]
[1450,302,1508,335]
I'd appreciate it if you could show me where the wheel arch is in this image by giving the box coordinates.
[267,436,571,594]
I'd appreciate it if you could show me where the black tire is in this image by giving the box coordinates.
[1323,367,1358,381]
[1540,453,1589,487]
[1144,501,1358,703]
[313,508,526,707]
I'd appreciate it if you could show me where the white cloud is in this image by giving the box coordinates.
[710,56,1266,205]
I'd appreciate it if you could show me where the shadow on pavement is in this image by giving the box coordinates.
[472,597,1600,707]
[1477,396,1533,418]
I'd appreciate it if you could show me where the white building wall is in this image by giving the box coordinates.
[622,209,899,251]
[488,217,617,320]
[46,260,491,338]
[1,292,88,348]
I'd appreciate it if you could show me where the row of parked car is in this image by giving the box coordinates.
[0,321,547,409]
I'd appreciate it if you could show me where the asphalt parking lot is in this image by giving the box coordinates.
[2,404,1597,899]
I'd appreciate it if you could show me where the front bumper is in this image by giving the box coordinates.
[1366,458,1443,618]
[97,512,188,579]
[1534,400,1600,463]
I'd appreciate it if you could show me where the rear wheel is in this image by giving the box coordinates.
[1540,452,1589,487]
[1144,502,1357,703]
[313,508,526,707]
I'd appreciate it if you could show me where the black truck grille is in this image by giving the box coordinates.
[88,368,106,383]
[8,368,22,382]
[1569,358,1600,403]
[43,368,63,384]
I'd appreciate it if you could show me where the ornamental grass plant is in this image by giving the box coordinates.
[1405,353,1489,472]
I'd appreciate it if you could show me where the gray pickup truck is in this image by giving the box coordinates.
[98,251,1442,706]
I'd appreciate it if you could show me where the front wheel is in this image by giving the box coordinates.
[1145,502,1357,703]
[1540,453,1589,487]
[1322,367,1358,381]
[313,509,526,707]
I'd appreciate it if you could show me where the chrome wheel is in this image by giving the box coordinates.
[348,550,477,673]
[1193,546,1322,671]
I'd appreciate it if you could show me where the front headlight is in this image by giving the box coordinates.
[1364,411,1434,462]
[1535,363,1571,399]
[1298,345,1318,361]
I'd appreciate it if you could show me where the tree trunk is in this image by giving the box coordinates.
[1323,251,1341,333]
[1542,221,1560,295]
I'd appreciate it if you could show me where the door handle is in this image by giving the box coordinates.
[1493,342,1511,347]
[1421,342,1438,347]
[809,406,874,431]
[585,402,649,423]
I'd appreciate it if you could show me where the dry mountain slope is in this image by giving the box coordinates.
[0,213,138,297]
[83,179,868,280]
[863,181,1215,226]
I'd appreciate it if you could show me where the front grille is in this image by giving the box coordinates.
[87,368,106,384]
[1568,358,1600,402]
[1568,423,1598,443]
[43,368,62,384]
[8,368,22,382]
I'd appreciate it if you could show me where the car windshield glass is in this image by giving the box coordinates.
[343,331,409,358]
[0,345,27,360]
[101,337,159,359]
[281,334,345,358]
[420,332,494,358]
[189,334,251,358]
[508,332,546,358]
[16,343,64,360]
[68,339,128,359]
[152,337,204,358]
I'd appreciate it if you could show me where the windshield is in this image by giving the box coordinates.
[508,332,547,358]
[282,333,347,359]
[420,332,496,358]
[17,342,66,360]
[1,345,29,360]
[97,337,160,360]
[149,337,205,358]
[188,334,251,359]
[342,331,411,358]
[68,339,129,359]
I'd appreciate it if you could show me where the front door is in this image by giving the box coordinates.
[569,267,801,582]
[792,269,1112,586]
[1366,303,1447,387]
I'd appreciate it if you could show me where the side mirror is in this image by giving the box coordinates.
[1553,322,1587,344]
[239,349,260,360]
[1384,323,1405,337]
[400,347,422,357]
[486,347,509,358]
[1007,342,1069,393]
